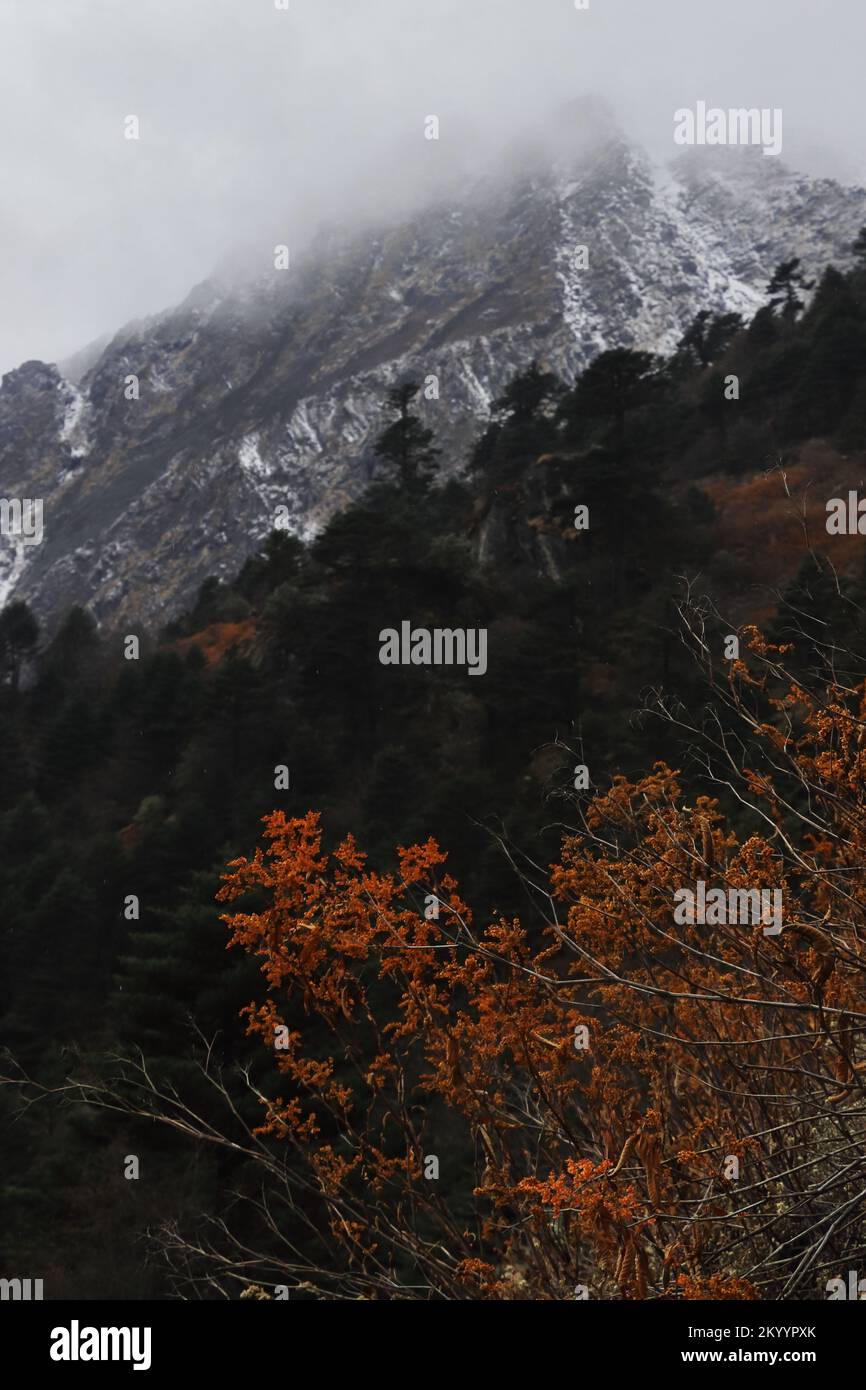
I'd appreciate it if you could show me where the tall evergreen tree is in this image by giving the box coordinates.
[492,360,560,422]
[677,309,743,368]
[374,381,439,489]
[766,258,815,321]
[0,600,39,693]
[560,348,663,457]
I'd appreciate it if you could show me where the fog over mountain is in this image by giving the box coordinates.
[2,94,864,628]
[2,0,865,627]
[1,0,864,375]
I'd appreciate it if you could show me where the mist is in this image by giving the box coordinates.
[0,0,863,376]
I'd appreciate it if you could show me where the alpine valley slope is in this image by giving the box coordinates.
[2,112,865,631]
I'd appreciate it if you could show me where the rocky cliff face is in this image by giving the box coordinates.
[2,110,865,631]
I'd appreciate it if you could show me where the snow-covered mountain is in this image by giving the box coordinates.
[2,104,865,629]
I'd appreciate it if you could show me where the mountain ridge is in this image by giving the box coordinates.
[2,120,865,629]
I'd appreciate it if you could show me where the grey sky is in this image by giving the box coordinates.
[0,0,863,376]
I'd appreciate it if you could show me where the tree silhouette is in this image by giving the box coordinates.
[492,360,560,422]
[374,381,439,489]
[677,309,743,368]
[0,600,39,693]
[766,258,815,321]
[561,348,663,457]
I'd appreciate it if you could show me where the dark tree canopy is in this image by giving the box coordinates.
[560,347,664,455]
[492,359,560,422]
[374,380,440,489]
[677,309,743,368]
[766,257,815,320]
[0,599,40,692]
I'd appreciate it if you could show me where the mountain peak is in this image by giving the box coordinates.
[1,124,865,631]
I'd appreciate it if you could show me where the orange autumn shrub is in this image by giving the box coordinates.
[214,632,866,1300]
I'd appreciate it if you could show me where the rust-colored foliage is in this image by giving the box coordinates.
[216,632,866,1300]
[174,619,257,667]
[702,444,866,625]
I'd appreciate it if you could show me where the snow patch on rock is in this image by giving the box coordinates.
[59,381,92,458]
[238,433,272,481]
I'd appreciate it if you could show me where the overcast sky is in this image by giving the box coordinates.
[0,0,863,376]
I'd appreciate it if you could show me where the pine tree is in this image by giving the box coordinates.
[0,600,40,693]
[766,258,815,321]
[677,309,743,368]
[492,360,560,421]
[236,529,303,604]
[561,348,663,457]
[374,381,439,489]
